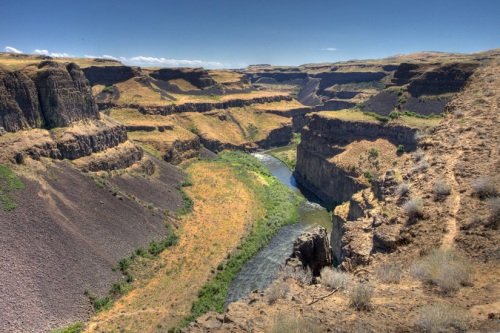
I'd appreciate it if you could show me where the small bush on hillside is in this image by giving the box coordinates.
[51,322,84,333]
[472,176,497,198]
[412,160,430,173]
[413,149,425,162]
[277,265,313,285]
[403,198,424,219]
[433,180,451,201]
[368,148,379,159]
[416,304,467,333]
[349,282,373,311]
[487,197,500,229]
[265,281,290,304]
[411,249,473,294]
[375,263,402,284]
[269,315,322,333]
[364,171,374,182]
[396,144,405,155]
[396,183,410,197]
[320,267,351,291]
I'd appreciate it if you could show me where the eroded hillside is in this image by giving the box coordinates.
[185,59,499,332]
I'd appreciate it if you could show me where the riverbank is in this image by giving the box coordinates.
[83,151,301,332]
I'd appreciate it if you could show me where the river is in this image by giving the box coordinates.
[225,149,331,305]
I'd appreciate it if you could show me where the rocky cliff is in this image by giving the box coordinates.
[0,61,99,132]
[294,114,417,205]
[83,65,140,86]
[131,95,294,115]
[149,67,217,89]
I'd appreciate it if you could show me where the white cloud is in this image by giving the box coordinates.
[84,54,119,61]
[321,47,337,51]
[33,49,72,58]
[124,56,224,69]
[27,49,225,69]
[5,46,23,54]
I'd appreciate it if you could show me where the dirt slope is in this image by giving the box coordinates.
[0,156,184,333]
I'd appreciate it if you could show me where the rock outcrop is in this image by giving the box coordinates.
[287,226,332,276]
[0,68,43,132]
[0,61,99,132]
[294,114,417,205]
[83,65,140,86]
[129,95,293,115]
[150,67,216,89]
[28,61,99,128]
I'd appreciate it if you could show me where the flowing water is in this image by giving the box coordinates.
[225,149,331,306]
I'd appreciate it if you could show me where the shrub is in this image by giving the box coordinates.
[320,267,351,290]
[396,183,410,197]
[277,265,313,285]
[349,282,373,311]
[487,197,500,229]
[411,249,473,294]
[396,144,405,155]
[433,180,451,201]
[363,171,373,182]
[472,176,497,198]
[265,281,290,304]
[412,160,430,173]
[375,263,402,284]
[412,149,425,162]
[403,198,424,218]
[416,304,467,333]
[269,315,322,333]
[368,148,379,159]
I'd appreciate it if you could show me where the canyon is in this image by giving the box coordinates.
[0,49,498,333]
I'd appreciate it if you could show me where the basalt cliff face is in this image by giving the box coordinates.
[294,114,417,205]
[0,61,99,132]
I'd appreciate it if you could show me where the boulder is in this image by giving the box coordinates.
[288,226,332,275]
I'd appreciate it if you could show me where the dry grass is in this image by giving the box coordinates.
[84,160,263,332]
[433,180,451,201]
[411,249,473,294]
[349,282,374,311]
[209,70,245,84]
[375,263,402,284]
[320,267,351,290]
[108,108,174,127]
[254,99,306,112]
[277,265,313,285]
[169,79,199,91]
[396,183,410,197]
[471,176,498,198]
[416,304,467,333]
[316,110,379,123]
[0,53,121,70]
[403,198,424,218]
[268,314,322,333]
[170,107,290,146]
[265,281,290,304]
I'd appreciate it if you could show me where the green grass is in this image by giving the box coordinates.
[51,322,84,333]
[0,164,25,211]
[177,188,194,217]
[178,151,302,328]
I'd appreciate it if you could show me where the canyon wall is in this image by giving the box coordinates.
[294,114,417,205]
[1,61,99,132]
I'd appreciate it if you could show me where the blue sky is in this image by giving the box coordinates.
[1,0,499,68]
